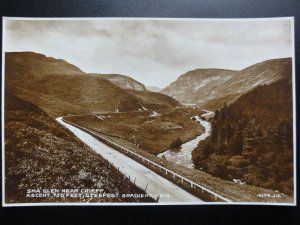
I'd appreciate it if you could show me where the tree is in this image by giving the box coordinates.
[203,142,213,157]
[214,110,220,120]
[215,164,227,179]
[211,121,219,143]
[231,130,243,155]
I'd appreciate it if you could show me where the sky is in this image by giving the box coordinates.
[4,18,293,88]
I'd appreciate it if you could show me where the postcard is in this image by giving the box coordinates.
[2,17,296,206]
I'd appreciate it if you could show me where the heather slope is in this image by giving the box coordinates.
[4,91,153,203]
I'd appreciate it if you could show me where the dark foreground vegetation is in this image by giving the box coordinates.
[5,91,153,203]
[192,78,293,196]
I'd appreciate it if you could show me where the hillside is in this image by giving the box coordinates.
[5,51,85,77]
[146,86,162,92]
[90,73,146,91]
[4,91,153,203]
[127,90,181,110]
[161,58,292,109]
[5,52,181,117]
[192,77,294,196]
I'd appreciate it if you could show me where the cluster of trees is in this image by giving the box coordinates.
[192,78,294,195]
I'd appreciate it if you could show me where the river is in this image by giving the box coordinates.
[157,110,214,169]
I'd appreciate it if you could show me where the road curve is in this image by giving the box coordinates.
[56,117,202,203]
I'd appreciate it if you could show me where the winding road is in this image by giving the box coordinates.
[157,110,214,169]
[56,117,202,203]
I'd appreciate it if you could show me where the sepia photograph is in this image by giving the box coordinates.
[2,17,296,206]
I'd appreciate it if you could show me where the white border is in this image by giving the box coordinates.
[291,17,297,206]
[2,17,6,207]
[1,16,297,207]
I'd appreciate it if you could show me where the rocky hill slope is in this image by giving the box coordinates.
[90,73,146,91]
[161,58,292,109]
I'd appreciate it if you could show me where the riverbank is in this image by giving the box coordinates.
[157,110,214,169]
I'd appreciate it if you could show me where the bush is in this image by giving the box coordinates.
[170,137,183,150]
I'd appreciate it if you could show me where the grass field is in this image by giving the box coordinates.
[66,107,203,154]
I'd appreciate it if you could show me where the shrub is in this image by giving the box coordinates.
[170,137,183,150]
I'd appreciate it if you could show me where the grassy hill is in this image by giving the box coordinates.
[5,52,181,117]
[6,51,85,77]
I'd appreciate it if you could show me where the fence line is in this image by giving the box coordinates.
[62,118,231,202]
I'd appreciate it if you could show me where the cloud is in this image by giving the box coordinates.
[4,18,292,88]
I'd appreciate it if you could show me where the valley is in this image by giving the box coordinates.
[64,107,203,154]
[4,51,294,203]
[61,113,293,203]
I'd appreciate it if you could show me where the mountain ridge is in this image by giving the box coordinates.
[5,52,181,117]
[161,58,292,109]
